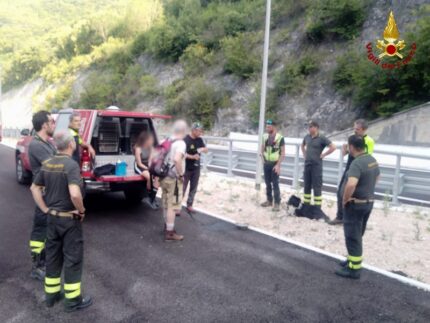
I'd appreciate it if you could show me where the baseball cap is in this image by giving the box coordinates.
[192,122,203,130]
[266,119,277,126]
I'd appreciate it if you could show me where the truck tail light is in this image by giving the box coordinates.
[81,149,92,176]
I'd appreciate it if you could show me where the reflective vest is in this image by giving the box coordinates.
[69,128,83,145]
[364,135,374,155]
[263,133,283,162]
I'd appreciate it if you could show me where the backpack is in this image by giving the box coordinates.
[94,164,116,177]
[149,138,176,178]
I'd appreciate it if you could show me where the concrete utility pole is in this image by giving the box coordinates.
[255,0,271,190]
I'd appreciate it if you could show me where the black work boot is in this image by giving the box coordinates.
[328,218,343,225]
[338,259,348,267]
[64,296,93,312]
[30,253,45,281]
[335,266,361,279]
[46,293,64,308]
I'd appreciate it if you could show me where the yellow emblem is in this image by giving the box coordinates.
[376,11,405,59]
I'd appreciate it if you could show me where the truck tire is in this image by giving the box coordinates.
[16,154,32,184]
[124,186,146,204]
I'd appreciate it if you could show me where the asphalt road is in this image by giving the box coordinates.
[0,144,429,323]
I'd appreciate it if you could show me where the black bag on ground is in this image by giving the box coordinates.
[94,164,116,177]
[295,204,329,221]
[287,195,301,208]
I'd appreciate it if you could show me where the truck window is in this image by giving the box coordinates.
[54,112,72,134]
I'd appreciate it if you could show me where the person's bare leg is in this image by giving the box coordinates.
[165,207,184,241]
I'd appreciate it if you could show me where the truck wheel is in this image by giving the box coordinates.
[16,155,32,184]
[124,186,146,204]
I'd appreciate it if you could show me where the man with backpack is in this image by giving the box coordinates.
[159,120,188,242]
[260,119,285,212]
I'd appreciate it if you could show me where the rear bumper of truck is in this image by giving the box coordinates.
[84,175,144,193]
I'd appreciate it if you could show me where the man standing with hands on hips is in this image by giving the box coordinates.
[260,119,285,212]
[301,120,336,208]
[183,122,208,214]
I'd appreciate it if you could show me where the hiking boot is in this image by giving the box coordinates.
[335,267,361,279]
[261,201,273,207]
[64,296,93,312]
[30,266,45,281]
[165,230,184,242]
[46,293,64,308]
[272,204,280,212]
[328,218,343,225]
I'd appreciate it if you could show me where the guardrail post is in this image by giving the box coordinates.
[337,149,344,185]
[392,154,401,205]
[227,140,233,177]
[293,145,300,190]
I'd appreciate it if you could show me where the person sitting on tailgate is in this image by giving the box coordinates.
[134,131,159,208]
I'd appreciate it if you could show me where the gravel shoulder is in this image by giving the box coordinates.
[191,171,430,284]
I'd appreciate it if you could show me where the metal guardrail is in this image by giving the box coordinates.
[1,128,22,139]
[199,136,430,206]
[3,130,429,206]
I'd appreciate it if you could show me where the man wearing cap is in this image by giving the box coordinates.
[183,122,208,214]
[336,135,380,279]
[301,120,336,208]
[330,119,375,225]
[260,119,285,212]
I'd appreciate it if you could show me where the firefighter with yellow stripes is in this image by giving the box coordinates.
[301,121,336,208]
[336,135,380,279]
[28,111,57,281]
[30,130,92,311]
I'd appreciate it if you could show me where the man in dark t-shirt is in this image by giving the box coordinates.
[183,122,208,213]
[31,130,92,311]
[28,111,57,281]
[335,135,380,280]
[301,120,336,208]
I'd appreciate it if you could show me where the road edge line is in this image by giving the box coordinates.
[191,205,430,293]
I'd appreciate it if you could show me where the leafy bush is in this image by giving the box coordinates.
[221,32,260,79]
[43,79,74,111]
[165,77,230,129]
[146,22,192,61]
[333,6,430,117]
[274,54,319,96]
[2,47,51,91]
[140,74,159,98]
[179,43,215,75]
[79,71,122,109]
[306,0,368,42]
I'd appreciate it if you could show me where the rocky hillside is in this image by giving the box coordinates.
[1,0,429,137]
